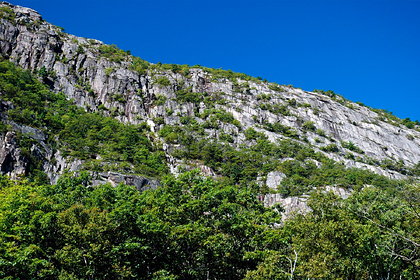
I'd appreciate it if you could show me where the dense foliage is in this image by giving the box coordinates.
[0,171,282,279]
[0,15,419,278]
[0,60,167,177]
[160,122,399,196]
[0,172,418,279]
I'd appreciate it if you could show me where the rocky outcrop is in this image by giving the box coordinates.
[0,129,160,188]
[266,171,286,190]
[0,104,158,187]
[0,131,27,178]
[264,194,311,221]
[1,2,420,183]
[263,186,352,220]
[91,171,159,191]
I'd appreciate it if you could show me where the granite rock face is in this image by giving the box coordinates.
[266,171,286,190]
[91,171,159,191]
[0,119,156,190]
[263,186,352,221]
[0,131,27,178]
[1,2,420,185]
[264,194,311,221]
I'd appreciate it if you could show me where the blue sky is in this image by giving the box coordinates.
[13,0,420,121]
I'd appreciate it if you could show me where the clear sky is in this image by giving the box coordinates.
[12,0,420,121]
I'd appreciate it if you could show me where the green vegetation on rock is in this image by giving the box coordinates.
[1,5,420,278]
[0,60,167,178]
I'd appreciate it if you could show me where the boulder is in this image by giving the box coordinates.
[91,171,159,191]
[266,171,286,190]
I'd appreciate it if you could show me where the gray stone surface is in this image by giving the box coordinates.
[264,194,311,221]
[199,165,216,177]
[1,2,420,185]
[263,186,352,220]
[0,131,28,178]
[266,171,286,190]
[91,171,160,191]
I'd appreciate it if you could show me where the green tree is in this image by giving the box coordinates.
[281,188,420,279]
[135,170,282,279]
[0,171,285,279]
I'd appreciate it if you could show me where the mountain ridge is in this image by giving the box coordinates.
[0,3,419,279]
[0,1,419,189]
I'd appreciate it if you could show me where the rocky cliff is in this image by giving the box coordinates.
[0,1,419,193]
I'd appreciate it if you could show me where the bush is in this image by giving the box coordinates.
[129,57,150,74]
[302,121,316,131]
[287,98,297,107]
[267,83,283,92]
[105,67,113,77]
[155,76,171,87]
[402,118,415,129]
[341,140,364,154]
[314,89,337,98]
[76,45,85,54]
[320,144,339,153]
[315,128,326,136]
[259,102,291,116]
[175,88,201,104]
[98,44,128,63]
[0,6,15,22]
[155,94,167,106]
[37,66,47,78]
[244,127,266,141]
[154,117,164,125]
[263,122,299,139]
[219,131,234,143]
